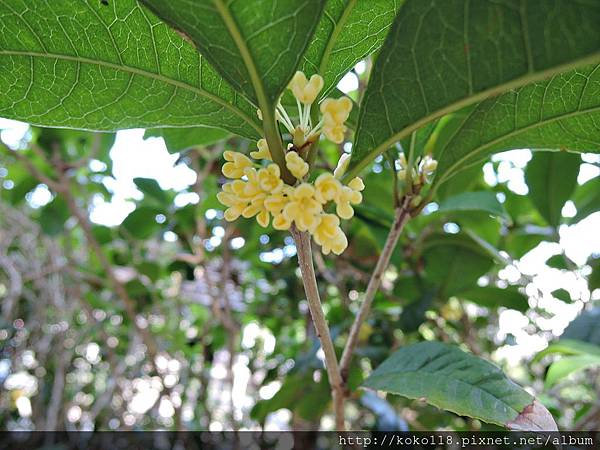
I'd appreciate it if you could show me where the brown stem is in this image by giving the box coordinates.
[339,196,412,380]
[291,227,346,430]
[0,142,60,190]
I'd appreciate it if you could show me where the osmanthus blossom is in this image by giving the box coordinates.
[217,71,370,255]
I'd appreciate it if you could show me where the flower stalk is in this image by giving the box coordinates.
[291,226,346,430]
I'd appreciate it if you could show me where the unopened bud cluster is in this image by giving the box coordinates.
[397,153,438,184]
[217,72,363,255]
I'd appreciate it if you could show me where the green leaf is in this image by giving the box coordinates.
[133,178,168,204]
[460,286,528,312]
[503,228,548,259]
[571,176,600,223]
[545,254,570,270]
[422,233,494,297]
[141,0,324,105]
[300,0,403,96]
[121,206,163,240]
[363,341,535,427]
[348,0,600,177]
[0,0,261,138]
[590,260,600,292]
[562,307,600,346]
[433,65,599,187]
[545,354,600,388]
[551,288,572,303]
[251,372,330,422]
[144,127,229,153]
[38,196,70,236]
[437,191,507,219]
[535,339,600,361]
[136,261,162,282]
[91,225,113,245]
[525,152,581,227]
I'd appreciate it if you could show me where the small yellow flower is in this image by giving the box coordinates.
[256,210,270,228]
[318,224,348,255]
[320,97,352,143]
[314,173,342,204]
[283,183,323,233]
[335,185,363,220]
[257,164,283,193]
[323,123,346,144]
[272,213,292,230]
[241,194,267,219]
[329,229,348,255]
[289,71,324,104]
[264,189,290,215]
[250,139,271,161]
[347,177,365,192]
[313,213,340,246]
[217,182,248,221]
[222,150,253,179]
[223,205,245,222]
[241,168,262,197]
[320,97,352,125]
[285,151,309,180]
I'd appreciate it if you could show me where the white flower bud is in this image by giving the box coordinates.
[333,153,351,179]
[421,156,438,176]
[398,153,407,168]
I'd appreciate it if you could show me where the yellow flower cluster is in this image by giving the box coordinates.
[218,144,364,255]
[217,71,362,255]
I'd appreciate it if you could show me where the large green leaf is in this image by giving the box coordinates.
[433,66,600,186]
[363,341,550,428]
[300,0,403,96]
[0,0,261,138]
[141,0,324,105]
[348,0,600,177]
[525,152,581,227]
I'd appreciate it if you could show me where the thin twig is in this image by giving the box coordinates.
[0,142,60,191]
[339,196,412,380]
[291,226,346,430]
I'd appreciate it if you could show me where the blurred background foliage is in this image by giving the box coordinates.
[1,63,600,432]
